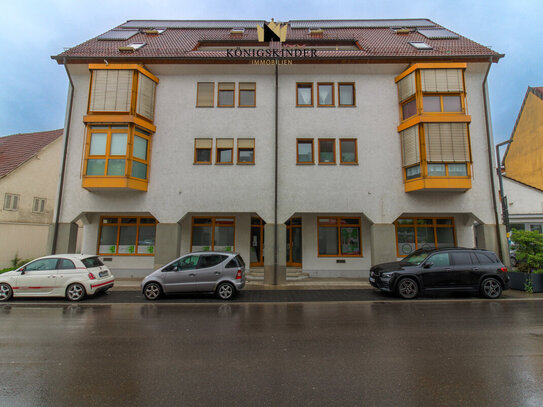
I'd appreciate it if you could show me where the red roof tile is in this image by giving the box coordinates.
[53,19,502,63]
[0,129,63,178]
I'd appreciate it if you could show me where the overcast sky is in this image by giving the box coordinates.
[1,0,541,145]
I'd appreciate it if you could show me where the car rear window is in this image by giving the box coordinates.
[235,255,245,267]
[475,252,497,264]
[199,254,228,268]
[82,257,104,268]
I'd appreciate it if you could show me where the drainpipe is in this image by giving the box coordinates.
[482,58,505,260]
[273,61,278,284]
[496,140,512,232]
[51,58,74,254]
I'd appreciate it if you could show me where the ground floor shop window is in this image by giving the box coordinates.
[395,217,456,256]
[318,217,361,256]
[191,217,235,252]
[98,216,157,255]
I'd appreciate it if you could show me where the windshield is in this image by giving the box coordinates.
[401,251,430,266]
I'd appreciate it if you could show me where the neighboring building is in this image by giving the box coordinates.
[0,129,63,267]
[502,87,543,232]
[50,19,507,281]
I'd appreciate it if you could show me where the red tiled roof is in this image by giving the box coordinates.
[0,129,63,178]
[53,19,502,62]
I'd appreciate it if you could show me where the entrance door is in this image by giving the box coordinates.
[250,217,265,267]
[286,217,302,267]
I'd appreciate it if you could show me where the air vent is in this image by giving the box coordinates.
[119,42,146,52]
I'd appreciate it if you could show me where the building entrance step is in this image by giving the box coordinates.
[246,267,309,281]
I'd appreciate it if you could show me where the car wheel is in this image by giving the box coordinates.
[143,282,162,301]
[0,283,13,301]
[216,282,235,300]
[397,278,419,299]
[481,278,502,299]
[66,283,86,302]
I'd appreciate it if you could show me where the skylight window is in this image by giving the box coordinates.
[418,29,459,39]
[119,42,146,51]
[409,41,433,50]
[230,28,245,35]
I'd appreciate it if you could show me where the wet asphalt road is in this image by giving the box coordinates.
[1,300,543,407]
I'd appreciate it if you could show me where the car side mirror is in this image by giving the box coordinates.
[19,267,26,274]
[423,262,433,269]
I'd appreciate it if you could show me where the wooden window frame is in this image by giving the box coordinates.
[317,216,362,257]
[394,217,456,257]
[422,93,465,114]
[339,138,358,164]
[317,82,335,107]
[296,138,314,164]
[217,82,235,107]
[216,139,234,164]
[318,138,336,165]
[131,127,152,180]
[250,216,265,267]
[296,83,313,107]
[237,139,255,165]
[196,82,215,107]
[97,216,157,256]
[191,216,236,252]
[238,82,256,107]
[338,82,356,107]
[194,139,213,164]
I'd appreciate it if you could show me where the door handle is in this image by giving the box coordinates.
[472,267,479,271]
[445,268,452,271]
[214,272,221,275]
[189,273,196,277]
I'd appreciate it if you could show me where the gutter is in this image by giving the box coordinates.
[51,58,74,254]
[482,57,505,260]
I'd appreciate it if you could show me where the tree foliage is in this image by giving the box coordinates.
[511,229,543,274]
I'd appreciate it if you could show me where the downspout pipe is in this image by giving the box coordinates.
[482,58,505,260]
[51,58,74,254]
[274,61,278,285]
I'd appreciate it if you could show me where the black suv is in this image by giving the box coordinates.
[369,248,510,299]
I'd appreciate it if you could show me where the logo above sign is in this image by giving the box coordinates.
[257,20,287,42]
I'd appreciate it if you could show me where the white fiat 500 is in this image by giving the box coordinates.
[0,254,114,302]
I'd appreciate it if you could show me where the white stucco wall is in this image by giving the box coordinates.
[503,177,543,223]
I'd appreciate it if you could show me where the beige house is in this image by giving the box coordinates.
[0,129,63,267]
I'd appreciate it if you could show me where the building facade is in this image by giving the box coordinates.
[51,19,507,280]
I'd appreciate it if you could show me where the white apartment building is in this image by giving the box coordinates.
[50,19,507,281]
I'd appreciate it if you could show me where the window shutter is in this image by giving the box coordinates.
[136,74,156,120]
[197,83,214,106]
[219,82,235,91]
[238,139,255,148]
[90,70,133,112]
[216,139,234,148]
[195,138,213,149]
[425,123,470,162]
[421,69,464,93]
[398,72,416,102]
[239,82,255,91]
[400,126,420,167]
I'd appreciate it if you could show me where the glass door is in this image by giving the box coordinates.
[250,217,265,267]
[286,217,302,267]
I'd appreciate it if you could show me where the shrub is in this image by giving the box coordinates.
[511,229,543,274]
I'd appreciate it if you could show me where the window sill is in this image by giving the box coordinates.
[317,105,336,108]
[296,162,315,165]
[318,162,337,165]
[193,162,212,165]
[340,162,359,165]
[215,162,234,165]
[338,105,357,108]
[237,162,255,165]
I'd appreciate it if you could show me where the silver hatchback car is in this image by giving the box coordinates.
[141,251,246,300]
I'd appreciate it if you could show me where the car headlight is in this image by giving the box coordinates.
[381,272,395,279]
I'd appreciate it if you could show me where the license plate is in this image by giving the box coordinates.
[369,277,375,283]
[99,271,108,277]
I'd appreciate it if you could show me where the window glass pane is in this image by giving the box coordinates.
[107,159,126,176]
[102,217,118,224]
[131,161,147,179]
[239,90,255,106]
[428,253,450,267]
[122,218,137,224]
[99,226,117,253]
[443,95,462,112]
[397,226,416,255]
[87,159,106,175]
[133,136,148,160]
[437,228,455,248]
[58,259,76,270]
[397,218,413,225]
[451,252,471,265]
[417,219,433,225]
[319,227,338,255]
[319,140,334,163]
[428,163,446,176]
[298,86,312,105]
[319,218,337,225]
[339,84,354,105]
[140,218,156,224]
[298,142,312,162]
[196,149,211,163]
[239,149,254,162]
[89,133,107,155]
[192,226,212,251]
[448,163,467,176]
[436,219,453,225]
[218,90,234,106]
[510,223,525,231]
[423,96,441,112]
[25,259,58,271]
[215,226,234,251]
[137,226,156,254]
[417,227,435,249]
[218,149,232,163]
[340,140,356,162]
[118,226,137,254]
[341,227,360,255]
[530,225,543,233]
[402,99,417,119]
[199,255,228,269]
[318,84,333,105]
[405,165,421,180]
[110,133,127,155]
